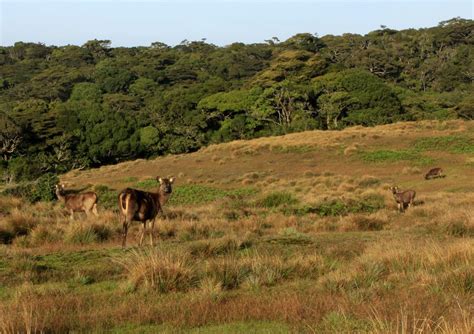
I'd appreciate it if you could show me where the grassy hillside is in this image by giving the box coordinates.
[0,120,473,333]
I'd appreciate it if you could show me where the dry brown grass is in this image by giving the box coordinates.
[0,120,473,332]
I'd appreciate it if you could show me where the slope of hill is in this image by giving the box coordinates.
[0,120,473,333]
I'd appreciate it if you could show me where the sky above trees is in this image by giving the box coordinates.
[1,0,472,47]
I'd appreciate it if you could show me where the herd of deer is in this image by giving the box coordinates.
[55,177,175,247]
[54,168,444,247]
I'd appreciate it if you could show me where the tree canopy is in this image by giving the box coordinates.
[0,19,472,181]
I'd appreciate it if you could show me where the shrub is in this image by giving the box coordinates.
[257,191,299,208]
[94,185,117,210]
[206,257,252,290]
[1,182,37,202]
[64,225,99,244]
[0,173,58,203]
[116,249,194,292]
[29,224,62,245]
[33,173,59,202]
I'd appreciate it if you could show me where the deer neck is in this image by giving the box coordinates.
[150,190,171,208]
[158,191,171,207]
[56,190,66,202]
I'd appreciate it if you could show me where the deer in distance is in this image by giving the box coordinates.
[389,186,416,213]
[118,177,174,248]
[425,167,444,180]
[55,184,98,219]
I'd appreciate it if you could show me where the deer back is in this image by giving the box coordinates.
[425,167,443,179]
[119,188,161,222]
[64,192,97,211]
[394,190,416,204]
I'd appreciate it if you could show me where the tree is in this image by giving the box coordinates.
[83,39,111,62]
[282,33,325,52]
[94,59,135,93]
[252,81,313,131]
[0,113,22,161]
[313,69,404,128]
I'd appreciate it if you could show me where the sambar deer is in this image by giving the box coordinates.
[55,184,98,219]
[389,186,416,212]
[118,177,174,247]
[425,167,444,180]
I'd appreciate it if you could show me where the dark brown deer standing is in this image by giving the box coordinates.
[118,177,174,247]
[389,186,416,212]
[425,167,444,180]
[55,184,98,219]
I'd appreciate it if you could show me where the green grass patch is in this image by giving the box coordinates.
[257,191,299,208]
[359,149,433,165]
[414,135,474,154]
[169,185,257,206]
[135,178,160,189]
[94,184,117,210]
[122,176,138,183]
[290,194,385,217]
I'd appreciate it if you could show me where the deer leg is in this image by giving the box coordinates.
[150,218,156,247]
[139,221,147,246]
[121,218,129,248]
[398,203,403,213]
[70,209,74,220]
[92,204,99,217]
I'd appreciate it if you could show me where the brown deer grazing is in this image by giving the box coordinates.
[389,186,416,212]
[118,177,174,247]
[425,167,444,180]
[55,184,98,219]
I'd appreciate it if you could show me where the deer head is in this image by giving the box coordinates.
[157,177,175,194]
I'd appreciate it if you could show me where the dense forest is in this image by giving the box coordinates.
[0,18,473,184]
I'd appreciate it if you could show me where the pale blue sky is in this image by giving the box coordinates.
[1,1,472,47]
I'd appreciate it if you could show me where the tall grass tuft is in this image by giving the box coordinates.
[115,249,195,292]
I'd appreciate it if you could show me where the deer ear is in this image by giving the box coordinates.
[158,177,163,184]
[169,177,175,183]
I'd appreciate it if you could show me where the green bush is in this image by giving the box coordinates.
[33,173,59,202]
[257,191,299,208]
[0,173,59,203]
[94,185,117,210]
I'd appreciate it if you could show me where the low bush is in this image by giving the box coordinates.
[257,191,299,208]
[116,249,195,292]
[94,185,117,210]
[0,173,59,203]
[64,225,98,245]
